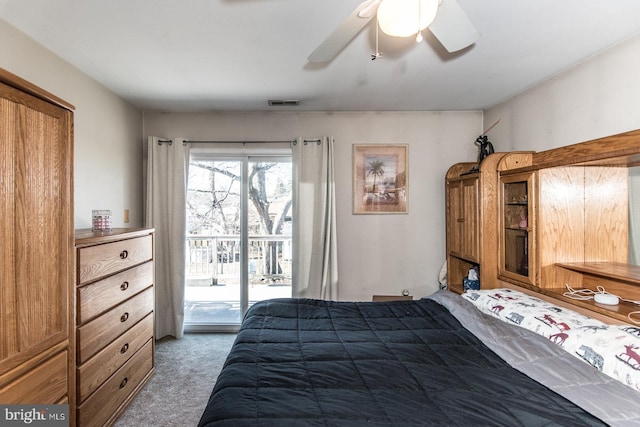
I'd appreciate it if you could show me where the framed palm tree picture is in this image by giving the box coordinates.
[353,144,408,214]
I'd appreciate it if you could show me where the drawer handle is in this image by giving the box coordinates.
[119,377,128,389]
[120,281,129,291]
[120,250,129,259]
[120,312,129,322]
[120,343,129,354]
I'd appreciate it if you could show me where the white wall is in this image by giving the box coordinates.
[144,111,483,300]
[484,34,640,151]
[0,19,143,229]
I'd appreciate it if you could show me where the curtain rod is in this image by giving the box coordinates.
[157,139,314,146]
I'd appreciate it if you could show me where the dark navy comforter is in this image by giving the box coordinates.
[198,298,605,426]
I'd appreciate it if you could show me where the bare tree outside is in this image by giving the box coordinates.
[187,160,292,283]
[187,161,241,236]
[248,162,293,275]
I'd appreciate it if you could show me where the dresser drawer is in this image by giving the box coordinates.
[78,261,153,324]
[77,339,153,427]
[77,313,154,403]
[0,350,68,404]
[78,234,153,284]
[77,287,154,364]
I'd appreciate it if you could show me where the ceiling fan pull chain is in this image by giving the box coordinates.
[416,0,424,43]
[372,15,383,60]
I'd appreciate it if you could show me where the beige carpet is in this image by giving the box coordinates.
[114,333,236,427]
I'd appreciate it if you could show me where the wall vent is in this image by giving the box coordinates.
[268,99,300,106]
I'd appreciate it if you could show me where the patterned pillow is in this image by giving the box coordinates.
[572,324,640,392]
[462,288,606,335]
[462,288,640,392]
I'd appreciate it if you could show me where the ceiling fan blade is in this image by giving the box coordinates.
[308,0,379,63]
[357,0,382,18]
[428,0,479,53]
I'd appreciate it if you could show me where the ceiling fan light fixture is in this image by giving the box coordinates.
[377,0,438,38]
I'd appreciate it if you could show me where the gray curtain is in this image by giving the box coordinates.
[291,136,339,300]
[145,136,190,339]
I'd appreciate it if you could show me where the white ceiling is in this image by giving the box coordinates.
[2,0,640,112]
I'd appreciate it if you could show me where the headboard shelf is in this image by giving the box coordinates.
[553,262,640,315]
[499,280,637,325]
[540,288,640,323]
[555,262,640,286]
[540,286,638,325]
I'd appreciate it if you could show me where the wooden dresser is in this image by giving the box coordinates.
[75,228,155,427]
[0,69,74,410]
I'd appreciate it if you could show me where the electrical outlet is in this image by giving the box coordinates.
[124,209,130,223]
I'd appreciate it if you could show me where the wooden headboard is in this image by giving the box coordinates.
[497,280,638,326]
[492,130,640,325]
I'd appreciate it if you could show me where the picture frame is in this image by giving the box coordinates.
[353,144,408,214]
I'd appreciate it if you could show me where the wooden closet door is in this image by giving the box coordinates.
[0,86,18,363]
[0,80,73,376]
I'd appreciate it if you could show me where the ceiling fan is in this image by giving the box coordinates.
[308,0,479,63]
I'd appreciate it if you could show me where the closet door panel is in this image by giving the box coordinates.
[16,98,70,351]
[0,93,18,363]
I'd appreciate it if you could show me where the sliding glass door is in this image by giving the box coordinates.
[185,153,292,330]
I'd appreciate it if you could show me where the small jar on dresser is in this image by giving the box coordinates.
[74,228,155,427]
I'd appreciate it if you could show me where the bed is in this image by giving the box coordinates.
[198,289,640,426]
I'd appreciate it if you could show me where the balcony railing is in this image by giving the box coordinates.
[186,234,292,286]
